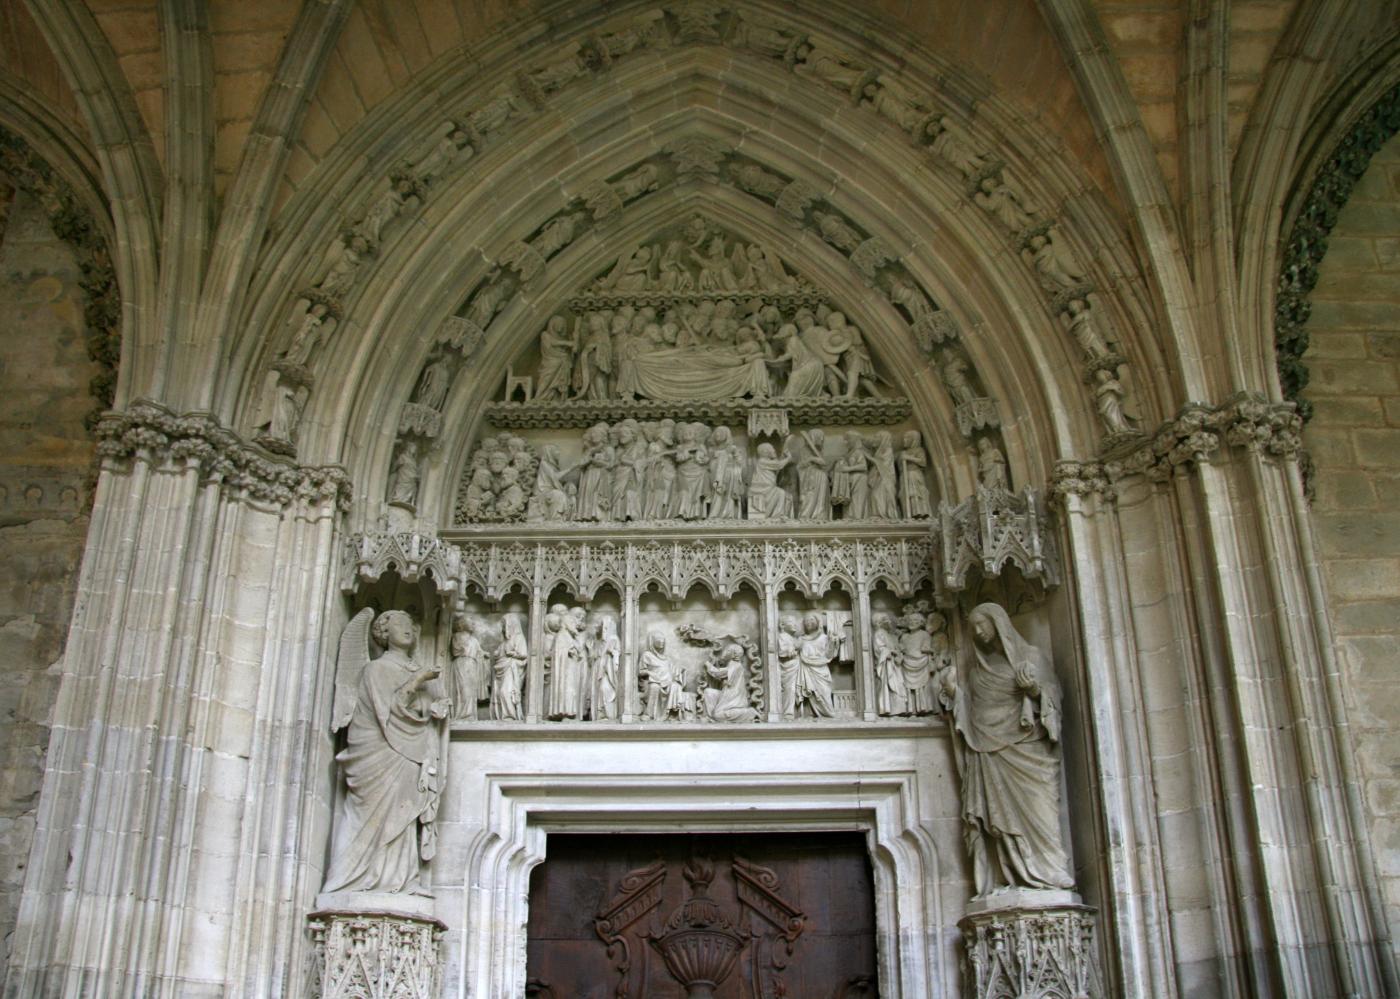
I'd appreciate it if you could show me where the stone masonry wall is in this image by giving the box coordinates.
[1301,132,1400,946]
[0,183,98,970]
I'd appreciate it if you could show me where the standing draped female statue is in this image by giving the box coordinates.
[938,602,1074,894]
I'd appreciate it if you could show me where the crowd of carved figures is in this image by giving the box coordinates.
[457,420,933,524]
[327,598,1076,903]
[425,597,961,727]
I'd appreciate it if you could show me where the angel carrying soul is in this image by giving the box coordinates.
[324,608,450,896]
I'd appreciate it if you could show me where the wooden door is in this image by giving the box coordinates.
[525,832,878,999]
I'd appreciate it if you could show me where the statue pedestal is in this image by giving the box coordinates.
[958,890,1103,999]
[307,894,445,999]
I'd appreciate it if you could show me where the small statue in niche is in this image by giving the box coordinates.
[775,614,802,720]
[1092,367,1139,436]
[924,114,990,179]
[284,300,338,367]
[708,426,747,519]
[491,615,527,721]
[1061,297,1112,359]
[614,163,660,202]
[531,210,585,259]
[588,614,621,722]
[639,630,684,721]
[898,431,933,519]
[867,431,900,520]
[884,271,936,323]
[861,77,931,136]
[465,271,516,331]
[793,428,832,521]
[1024,230,1085,293]
[325,608,449,895]
[747,442,793,521]
[976,436,1010,492]
[701,643,759,723]
[937,603,1075,894]
[534,315,578,401]
[413,356,451,410]
[831,431,871,519]
[974,174,1038,232]
[388,440,420,508]
[872,612,908,717]
[310,233,372,304]
[940,352,980,407]
[544,604,587,721]
[353,173,420,246]
[793,613,837,719]
[792,40,871,97]
[898,607,942,716]
[732,161,789,200]
[448,614,486,721]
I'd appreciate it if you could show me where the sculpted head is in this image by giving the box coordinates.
[757,442,776,459]
[648,630,666,653]
[779,613,799,635]
[903,430,921,449]
[720,643,744,663]
[372,610,416,653]
[802,612,821,634]
[969,608,997,648]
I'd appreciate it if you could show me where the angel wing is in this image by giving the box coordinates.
[332,607,375,732]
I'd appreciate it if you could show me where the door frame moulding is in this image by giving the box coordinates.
[455,769,948,997]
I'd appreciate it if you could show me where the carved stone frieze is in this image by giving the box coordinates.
[346,528,936,603]
[306,910,446,999]
[95,400,351,510]
[484,395,911,429]
[959,898,1103,999]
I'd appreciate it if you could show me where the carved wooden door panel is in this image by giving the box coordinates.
[525,832,878,999]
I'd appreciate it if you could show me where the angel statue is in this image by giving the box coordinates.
[324,608,450,896]
[937,602,1075,895]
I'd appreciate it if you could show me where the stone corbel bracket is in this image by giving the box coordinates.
[94,399,352,511]
[341,530,466,601]
[935,486,1061,591]
[1050,393,1303,503]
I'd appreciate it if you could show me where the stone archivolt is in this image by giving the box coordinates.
[258,3,1141,476]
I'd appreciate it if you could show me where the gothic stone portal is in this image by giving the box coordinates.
[526,833,878,999]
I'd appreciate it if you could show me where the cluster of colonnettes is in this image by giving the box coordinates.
[462,423,934,523]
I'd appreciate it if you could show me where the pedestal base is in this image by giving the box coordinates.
[307,898,446,999]
[959,890,1103,999]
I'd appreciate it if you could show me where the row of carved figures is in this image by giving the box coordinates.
[459,424,937,524]
[529,301,884,404]
[327,597,1074,898]
[444,601,951,725]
